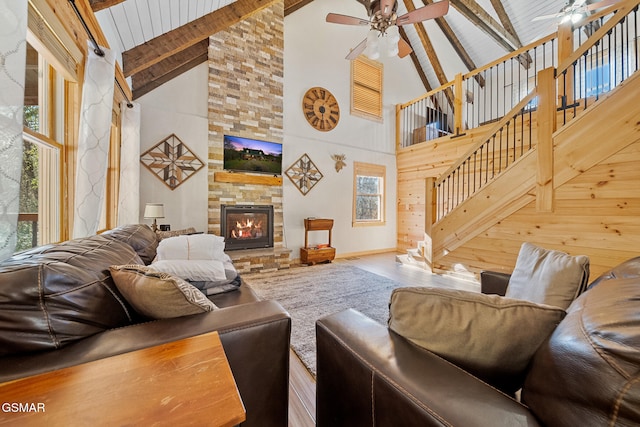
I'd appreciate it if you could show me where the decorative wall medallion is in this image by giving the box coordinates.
[140,134,204,190]
[286,153,323,195]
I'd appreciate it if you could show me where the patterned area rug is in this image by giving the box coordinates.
[243,263,408,376]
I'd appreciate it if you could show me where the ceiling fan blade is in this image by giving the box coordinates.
[396,1,450,26]
[532,12,564,21]
[326,13,369,26]
[380,0,396,17]
[398,37,412,58]
[585,0,620,11]
[346,38,368,60]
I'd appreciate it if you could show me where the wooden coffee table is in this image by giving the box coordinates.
[0,331,245,426]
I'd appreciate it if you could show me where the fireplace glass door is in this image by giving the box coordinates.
[221,205,274,250]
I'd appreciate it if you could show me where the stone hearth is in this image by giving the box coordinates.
[226,247,292,274]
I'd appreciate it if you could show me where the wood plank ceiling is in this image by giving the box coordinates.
[92,0,589,99]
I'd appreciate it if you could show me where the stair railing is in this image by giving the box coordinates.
[557,0,639,126]
[424,0,639,223]
[432,89,538,221]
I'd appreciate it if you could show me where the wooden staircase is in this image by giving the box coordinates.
[397,70,640,278]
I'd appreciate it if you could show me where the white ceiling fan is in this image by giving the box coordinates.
[533,0,620,24]
[326,0,450,60]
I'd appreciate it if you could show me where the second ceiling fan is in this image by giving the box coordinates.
[326,0,450,60]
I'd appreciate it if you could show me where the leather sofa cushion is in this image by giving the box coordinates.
[388,287,566,394]
[0,235,143,357]
[506,242,590,310]
[523,259,640,426]
[101,224,158,265]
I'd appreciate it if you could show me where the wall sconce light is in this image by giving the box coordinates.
[143,203,165,231]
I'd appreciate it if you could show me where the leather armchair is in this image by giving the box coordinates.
[316,257,640,426]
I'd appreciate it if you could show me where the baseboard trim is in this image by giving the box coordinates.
[335,248,399,259]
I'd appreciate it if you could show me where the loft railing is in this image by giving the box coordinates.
[397,0,638,150]
[397,33,557,149]
[424,0,639,222]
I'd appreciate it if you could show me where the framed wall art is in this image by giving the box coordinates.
[285,153,323,195]
[140,134,204,190]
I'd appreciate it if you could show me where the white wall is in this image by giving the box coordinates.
[283,0,425,256]
[137,63,210,232]
[135,0,426,255]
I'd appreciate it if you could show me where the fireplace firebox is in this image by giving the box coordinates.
[221,205,274,251]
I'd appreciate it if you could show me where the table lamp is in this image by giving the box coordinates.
[143,203,165,231]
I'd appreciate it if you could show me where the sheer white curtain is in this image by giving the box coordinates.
[117,101,140,226]
[73,43,115,238]
[0,1,28,260]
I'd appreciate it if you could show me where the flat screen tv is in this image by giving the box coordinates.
[223,135,283,175]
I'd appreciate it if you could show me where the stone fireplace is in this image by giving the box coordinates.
[206,2,289,273]
[221,205,274,251]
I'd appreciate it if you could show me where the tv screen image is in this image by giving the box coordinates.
[223,135,283,175]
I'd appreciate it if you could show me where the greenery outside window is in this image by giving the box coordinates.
[353,162,386,226]
[351,56,383,121]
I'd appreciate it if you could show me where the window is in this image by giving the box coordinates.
[17,42,64,251]
[351,56,383,121]
[353,162,386,226]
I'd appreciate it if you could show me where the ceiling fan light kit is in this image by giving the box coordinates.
[326,0,450,60]
[533,0,621,24]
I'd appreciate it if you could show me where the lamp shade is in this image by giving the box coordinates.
[143,203,165,219]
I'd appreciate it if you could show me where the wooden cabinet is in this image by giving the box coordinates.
[300,218,336,265]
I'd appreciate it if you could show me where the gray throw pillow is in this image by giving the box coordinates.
[110,264,217,319]
[506,242,590,310]
[388,287,566,394]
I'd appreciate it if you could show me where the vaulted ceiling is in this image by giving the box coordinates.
[91,0,601,99]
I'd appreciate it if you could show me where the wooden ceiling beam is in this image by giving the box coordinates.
[284,0,314,16]
[89,0,125,12]
[122,0,279,77]
[488,0,532,68]
[421,0,485,88]
[398,27,432,93]
[449,0,520,52]
[401,0,453,108]
[132,39,209,100]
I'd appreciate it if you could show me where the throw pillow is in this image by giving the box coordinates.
[151,259,227,281]
[506,242,590,309]
[156,234,225,261]
[110,265,217,319]
[388,287,566,394]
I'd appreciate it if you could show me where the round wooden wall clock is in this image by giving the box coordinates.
[302,87,340,132]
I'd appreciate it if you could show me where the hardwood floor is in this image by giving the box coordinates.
[286,251,479,426]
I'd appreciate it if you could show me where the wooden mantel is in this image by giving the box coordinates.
[214,171,282,186]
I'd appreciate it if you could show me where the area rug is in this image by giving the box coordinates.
[242,263,407,376]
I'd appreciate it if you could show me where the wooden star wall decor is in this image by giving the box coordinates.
[286,153,323,196]
[140,134,204,190]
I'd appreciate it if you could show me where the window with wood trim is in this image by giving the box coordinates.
[353,162,386,226]
[18,42,64,251]
[351,56,383,121]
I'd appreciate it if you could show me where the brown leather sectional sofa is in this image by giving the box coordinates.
[0,224,291,427]
[316,257,640,426]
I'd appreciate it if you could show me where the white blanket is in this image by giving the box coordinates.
[156,234,225,261]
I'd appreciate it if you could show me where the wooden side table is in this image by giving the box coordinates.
[301,218,336,265]
[0,331,245,427]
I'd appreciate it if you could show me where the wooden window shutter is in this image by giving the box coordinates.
[351,56,383,121]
